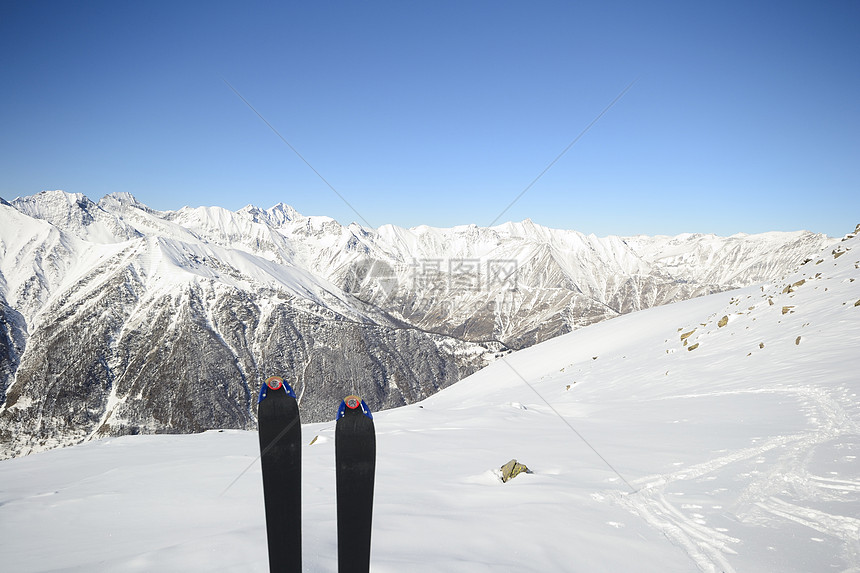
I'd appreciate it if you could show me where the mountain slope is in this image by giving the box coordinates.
[0,194,496,457]
[0,225,856,572]
[0,191,836,458]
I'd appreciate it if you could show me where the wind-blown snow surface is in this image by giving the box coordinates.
[1,229,858,572]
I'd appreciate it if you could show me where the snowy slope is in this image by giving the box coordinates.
[1,226,857,572]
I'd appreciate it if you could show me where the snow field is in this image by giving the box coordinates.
[1,232,858,571]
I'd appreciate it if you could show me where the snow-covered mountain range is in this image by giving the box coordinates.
[0,190,837,458]
[1,222,857,572]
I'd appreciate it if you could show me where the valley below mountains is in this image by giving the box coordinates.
[0,190,836,458]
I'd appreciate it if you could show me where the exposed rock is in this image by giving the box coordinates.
[500,459,531,483]
[680,329,696,342]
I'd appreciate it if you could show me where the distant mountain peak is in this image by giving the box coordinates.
[12,190,141,243]
[100,191,145,207]
[238,202,302,227]
[265,202,302,226]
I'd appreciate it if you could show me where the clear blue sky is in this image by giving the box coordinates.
[2,1,858,237]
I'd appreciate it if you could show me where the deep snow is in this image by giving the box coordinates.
[1,231,858,572]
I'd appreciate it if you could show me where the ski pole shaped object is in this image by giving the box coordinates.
[335,395,376,573]
[258,376,302,573]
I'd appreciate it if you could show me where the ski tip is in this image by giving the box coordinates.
[258,376,297,402]
[336,394,373,420]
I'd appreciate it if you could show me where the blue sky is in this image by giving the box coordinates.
[2,1,858,237]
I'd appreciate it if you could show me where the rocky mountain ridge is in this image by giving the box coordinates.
[0,190,837,457]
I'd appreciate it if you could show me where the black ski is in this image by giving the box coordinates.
[335,395,376,573]
[258,376,302,573]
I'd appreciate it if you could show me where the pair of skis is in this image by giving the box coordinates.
[257,376,375,573]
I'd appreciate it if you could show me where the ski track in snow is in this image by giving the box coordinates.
[754,497,860,565]
[620,489,740,573]
[608,383,860,572]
